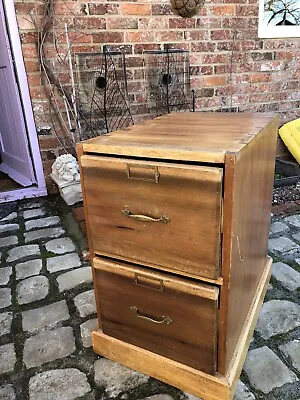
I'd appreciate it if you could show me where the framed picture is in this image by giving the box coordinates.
[258,0,300,38]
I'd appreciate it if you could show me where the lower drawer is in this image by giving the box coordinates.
[93,257,219,374]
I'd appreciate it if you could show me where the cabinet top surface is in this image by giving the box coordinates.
[80,112,277,163]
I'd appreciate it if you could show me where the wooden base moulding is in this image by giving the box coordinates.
[92,257,272,400]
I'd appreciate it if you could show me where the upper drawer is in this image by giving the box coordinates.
[81,155,223,280]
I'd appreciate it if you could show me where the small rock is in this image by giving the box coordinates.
[15,259,42,280]
[0,267,12,285]
[0,224,19,234]
[17,276,49,305]
[1,212,17,222]
[0,384,15,399]
[255,300,300,339]
[80,318,97,348]
[0,288,11,309]
[233,381,255,400]
[280,340,300,371]
[272,262,300,291]
[94,358,149,397]
[267,283,273,291]
[243,346,298,393]
[25,216,60,231]
[23,208,45,219]
[23,327,75,368]
[0,312,13,336]
[57,267,92,292]
[0,236,18,248]
[270,221,288,234]
[45,238,76,254]
[29,368,90,400]
[74,290,96,317]
[268,237,298,253]
[0,343,16,374]
[7,244,40,263]
[25,227,65,243]
[284,214,300,228]
[21,201,43,210]
[46,253,81,273]
[22,300,70,333]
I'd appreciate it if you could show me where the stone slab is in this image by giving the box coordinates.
[17,276,49,305]
[80,318,97,348]
[0,312,12,336]
[284,214,300,228]
[7,245,40,263]
[0,236,18,249]
[233,381,255,400]
[0,384,15,400]
[25,216,60,231]
[94,358,149,397]
[0,267,12,285]
[29,368,90,400]
[268,237,298,253]
[45,237,76,254]
[293,232,300,242]
[23,208,45,219]
[0,288,11,309]
[0,343,16,374]
[25,227,65,243]
[270,221,289,234]
[22,300,70,333]
[1,212,17,222]
[15,259,42,280]
[272,262,300,291]
[243,346,298,394]
[74,290,96,317]
[23,326,75,368]
[0,224,19,234]
[256,300,300,339]
[57,267,92,292]
[46,253,81,273]
[280,340,300,371]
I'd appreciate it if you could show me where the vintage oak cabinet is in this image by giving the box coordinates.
[77,112,278,400]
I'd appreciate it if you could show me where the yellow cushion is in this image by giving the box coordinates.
[279,119,300,164]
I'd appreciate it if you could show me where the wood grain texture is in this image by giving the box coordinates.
[82,112,276,163]
[218,117,278,374]
[92,330,231,400]
[93,257,219,374]
[81,156,223,280]
[91,258,271,400]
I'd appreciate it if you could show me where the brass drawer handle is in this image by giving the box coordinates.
[130,306,172,325]
[122,209,169,224]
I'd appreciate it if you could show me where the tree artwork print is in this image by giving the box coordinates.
[259,0,300,37]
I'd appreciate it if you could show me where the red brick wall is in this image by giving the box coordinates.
[14,0,300,190]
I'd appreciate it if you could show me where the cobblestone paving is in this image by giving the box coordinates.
[0,197,299,400]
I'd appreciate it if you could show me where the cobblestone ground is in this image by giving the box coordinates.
[0,196,299,400]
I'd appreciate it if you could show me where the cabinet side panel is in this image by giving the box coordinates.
[219,118,278,373]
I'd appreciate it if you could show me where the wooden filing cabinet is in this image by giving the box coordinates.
[77,112,278,400]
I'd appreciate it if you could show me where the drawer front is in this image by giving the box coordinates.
[81,155,223,280]
[93,258,219,374]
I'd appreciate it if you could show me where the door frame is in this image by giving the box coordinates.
[0,0,47,202]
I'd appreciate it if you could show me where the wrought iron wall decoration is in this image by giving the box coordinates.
[75,48,134,140]
[143,48,191,117]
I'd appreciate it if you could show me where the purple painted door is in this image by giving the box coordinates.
[0,1,36,186]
